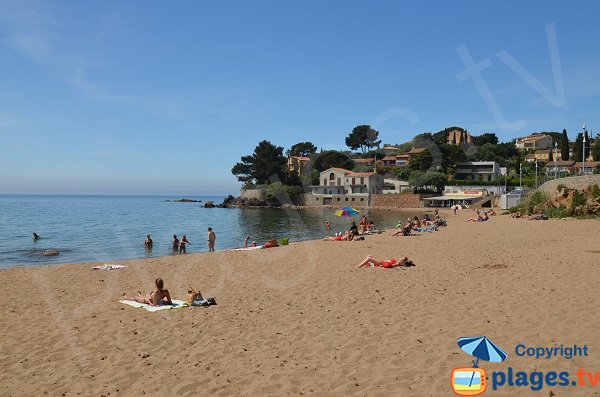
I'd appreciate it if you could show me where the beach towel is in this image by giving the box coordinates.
[93,264,128,270]
[119,299,188,312]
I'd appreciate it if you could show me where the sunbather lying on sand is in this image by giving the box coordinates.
[528,211,548,220]
[355,255,414,268]
[323,231,354,241]
[511,211,522,218]
[123,278,172,306]
[466,212,489,222]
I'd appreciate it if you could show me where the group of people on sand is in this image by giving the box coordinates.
[391,209,447,236]
[143,227,216,254]
[323,215,379,242]
[465,209,496,222]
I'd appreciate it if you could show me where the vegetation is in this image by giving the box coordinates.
[472,133,498,146]
[345,125,381,153]
[409,171,447,194]
[312,150,354,172]
[561,129,570,160]
[515,190,551,215]
[592,134,600,161]
[287,142,317,157]
[231,140,288,185]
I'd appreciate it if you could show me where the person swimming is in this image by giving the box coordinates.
[32,233,41,241]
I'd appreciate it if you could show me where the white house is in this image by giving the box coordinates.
[455,161,501,182]
[310,167,384,205]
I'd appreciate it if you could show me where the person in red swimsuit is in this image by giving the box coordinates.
[355,255,414,268]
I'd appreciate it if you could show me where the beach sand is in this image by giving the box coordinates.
[2,211,600,396]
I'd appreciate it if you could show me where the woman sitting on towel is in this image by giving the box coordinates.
[123,278,172,306]
[355,255,414,268]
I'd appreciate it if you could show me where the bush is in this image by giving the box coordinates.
[544,206,568,218]
[519,190,551,215]
[571,190,586,208]
[556,183,567,192]
[591,184,600,198]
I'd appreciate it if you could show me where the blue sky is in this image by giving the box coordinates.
[1,0,599,195]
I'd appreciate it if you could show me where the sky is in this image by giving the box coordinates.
[0,0,599,195]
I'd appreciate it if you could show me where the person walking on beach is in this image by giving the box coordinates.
[144,234,153,249]
[325,221,331,232]
[172,234,179,252]
[179,235,191,254]
[207,227,216,252]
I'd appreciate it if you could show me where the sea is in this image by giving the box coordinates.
[0,195,415,268]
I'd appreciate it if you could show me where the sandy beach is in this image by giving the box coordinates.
[2,211,600,396]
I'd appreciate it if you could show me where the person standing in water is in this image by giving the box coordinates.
[172,234,180,252]
[144,234,153,249]
[179,235,191,254]
[32,233,41,241]
[244,236,250,248]
[207,227,216,252]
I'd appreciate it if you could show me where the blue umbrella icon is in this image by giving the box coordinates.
[458,336,507,386]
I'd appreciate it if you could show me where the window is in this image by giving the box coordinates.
[337,177,341,186]
[352,198,355,201]
[360,177,364,185]
[323,178,326,186]
[352,177,356,185]
[316,197,319,201]
[345,198,348,201]
[337,197,340,201]
[360,198,364,201]
[329,173,335,181]
[488,175,492,182]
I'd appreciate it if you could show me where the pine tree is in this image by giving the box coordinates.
[548,149,554,162]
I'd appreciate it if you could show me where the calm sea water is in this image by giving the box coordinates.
[0,195,413,268]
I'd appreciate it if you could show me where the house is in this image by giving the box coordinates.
[352,157,376,167]
[515,134,553,151]
[310,167,384,205]
[544,161,575,175]
[381,145,401,154]
[569,161,600,175]
[447,129,473,146]
[287,156,310,173]
[454,161,501,182]
[379,147,427,167]
[524,150,551,163]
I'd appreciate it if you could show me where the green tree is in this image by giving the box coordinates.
[440,144,466,174]
[345,125,381,153]
[584,130,591,159]
[574,133,583,161]
[313,150,354,172]
[231,140,287,184]
[409,150,433,171]
[560,129,569,160]
[548,149,553,162]
[409,171,448,193]
[287,141,317,157]
[396,167,413,180]
[592,134,600,161]
[414,132,433,142]
[472,133,498,146]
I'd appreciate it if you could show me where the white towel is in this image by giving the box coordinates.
[119,299,188,311]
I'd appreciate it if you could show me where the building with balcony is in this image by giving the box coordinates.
[287,156,310,174]
[454,161,501,182]
[310,167,384,205]
[515,134,553,151]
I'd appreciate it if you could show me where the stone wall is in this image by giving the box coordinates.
[240,189,267,201]
[538,175,600,196]
[370,193,435,208]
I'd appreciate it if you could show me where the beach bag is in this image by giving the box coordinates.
[186,288,203,305]
[192,297,217,307]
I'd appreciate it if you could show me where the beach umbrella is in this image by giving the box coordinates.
[458,336,507,387]
[334,207,359,218]
[451,204,463,210]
